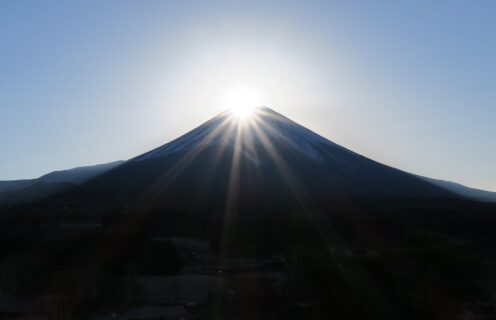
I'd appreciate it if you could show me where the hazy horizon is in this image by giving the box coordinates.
[1,1,495,191]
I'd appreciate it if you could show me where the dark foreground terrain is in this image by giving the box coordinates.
[1,198,496,320]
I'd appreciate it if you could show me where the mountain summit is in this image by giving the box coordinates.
[67,106,453,207]
[133,106,344,164]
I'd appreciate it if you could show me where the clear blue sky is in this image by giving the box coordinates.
[1,1,495,191]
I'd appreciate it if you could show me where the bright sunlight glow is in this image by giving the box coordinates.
[222,86,263,120]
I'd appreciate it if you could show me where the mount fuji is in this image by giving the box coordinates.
[37,106,459,208]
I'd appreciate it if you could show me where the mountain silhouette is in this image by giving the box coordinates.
[51,106,454,208]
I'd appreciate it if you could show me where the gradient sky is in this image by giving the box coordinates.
[1,1,495,191]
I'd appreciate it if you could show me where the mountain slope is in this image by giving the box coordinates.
[57,107,455,208]
[419,176,496,203]
[38,160,125,184]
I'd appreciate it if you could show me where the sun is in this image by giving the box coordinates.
[232,105,254,119]
[222,86,263,120]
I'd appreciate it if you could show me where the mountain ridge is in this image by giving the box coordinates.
[49,106,455,207]
[3,107,493,205]
[0,161,124,204]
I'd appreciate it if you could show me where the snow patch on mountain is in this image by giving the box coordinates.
[132,106,346,164]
